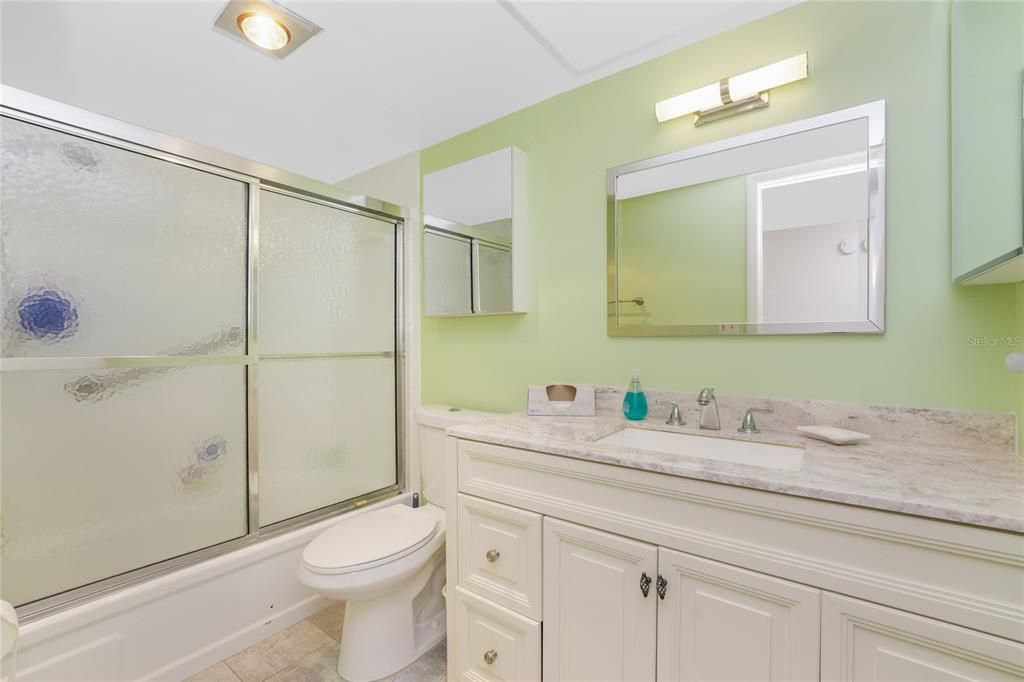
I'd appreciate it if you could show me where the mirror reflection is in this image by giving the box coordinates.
[609,102,885,335]
[423,147,523,316]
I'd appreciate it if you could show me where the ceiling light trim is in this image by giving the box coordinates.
[214,0,322,59]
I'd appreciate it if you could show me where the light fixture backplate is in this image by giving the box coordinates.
[694,92,769,127]
[214,0,322,59]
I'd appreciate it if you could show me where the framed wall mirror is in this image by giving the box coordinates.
[607,101,885,336]
[423,146,527,316]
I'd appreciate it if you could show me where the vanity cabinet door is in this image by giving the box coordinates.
[656,548,820,682]
[821,593,1024,681]
[543,518,657,681]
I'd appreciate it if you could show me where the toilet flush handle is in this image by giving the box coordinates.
[486,548,501,563]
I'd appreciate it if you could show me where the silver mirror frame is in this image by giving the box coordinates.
[607,100,886,337]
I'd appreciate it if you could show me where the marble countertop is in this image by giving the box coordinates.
[448,413,1024,533]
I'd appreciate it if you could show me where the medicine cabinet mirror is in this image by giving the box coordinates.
[607,101,885,336]
[423,146,527,316]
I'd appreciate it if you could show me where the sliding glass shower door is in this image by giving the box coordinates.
[257,190,397,526]
[0,106,401,617]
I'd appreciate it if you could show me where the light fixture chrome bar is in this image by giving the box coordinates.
[694,92,769,127]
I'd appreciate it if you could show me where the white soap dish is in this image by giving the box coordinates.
[796,425,870,445]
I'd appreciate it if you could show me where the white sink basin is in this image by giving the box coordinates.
[594,428,804,471]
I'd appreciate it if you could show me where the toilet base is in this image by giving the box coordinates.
[336,556,446,682]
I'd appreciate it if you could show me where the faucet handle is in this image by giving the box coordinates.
[738,406,774,434]
[697,387,715,405]
[656,399,684,426]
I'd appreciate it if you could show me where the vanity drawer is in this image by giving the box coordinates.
[458,493,543,619]
[453,586,541,682]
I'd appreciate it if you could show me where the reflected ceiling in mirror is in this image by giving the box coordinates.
[607,101,885,336]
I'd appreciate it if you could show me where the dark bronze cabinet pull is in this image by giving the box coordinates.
[640,572,652,597]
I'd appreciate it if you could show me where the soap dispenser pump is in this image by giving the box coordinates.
[623,370,648,421]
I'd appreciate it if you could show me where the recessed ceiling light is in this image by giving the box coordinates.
[215,0,321,59]
[237,13,290,51]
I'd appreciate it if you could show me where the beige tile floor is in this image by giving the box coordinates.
[186,602,446,682]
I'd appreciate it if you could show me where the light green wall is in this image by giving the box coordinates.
[421,0,1017,415]
[618,176,747,325]
[951,0,1024,279]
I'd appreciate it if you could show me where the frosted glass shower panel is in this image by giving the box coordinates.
[259,191,396,355]
[0,365,248,606]
[258,357,397,526]
[0,117,248,358]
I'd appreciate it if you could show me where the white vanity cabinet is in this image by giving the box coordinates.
[821,594,1024,681]
[543,518,657,681]
[445,438,1024,682]
[657,549,820,682]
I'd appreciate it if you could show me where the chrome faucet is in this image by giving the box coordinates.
[656,399,683,426]
[696,388,720,430]
[738,406,774,434]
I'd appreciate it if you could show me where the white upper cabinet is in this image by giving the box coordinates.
[951,0,1024,284]
[657,549,820,682]
[423,147,528,315]
[542,518,657,682]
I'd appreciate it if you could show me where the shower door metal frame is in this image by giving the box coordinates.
[0,85,406,623]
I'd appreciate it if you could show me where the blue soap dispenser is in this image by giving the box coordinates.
[623,369,648,421]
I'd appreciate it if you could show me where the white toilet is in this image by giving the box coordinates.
[297,405,497,682]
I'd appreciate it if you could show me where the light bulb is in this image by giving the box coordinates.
[728,53,808,100]
[655,82,723,122]
[238,13,290,51]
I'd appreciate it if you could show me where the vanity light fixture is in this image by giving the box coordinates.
[655,53,808,126]
[214,0,321,59]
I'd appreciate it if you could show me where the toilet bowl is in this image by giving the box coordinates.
[298,503,446,682]
[297,405,498,681]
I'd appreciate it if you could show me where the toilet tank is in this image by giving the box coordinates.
[416,405,498,508]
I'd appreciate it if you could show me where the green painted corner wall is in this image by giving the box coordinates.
[420,0,1018,415]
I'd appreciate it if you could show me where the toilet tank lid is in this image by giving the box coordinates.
[416,404,500,428]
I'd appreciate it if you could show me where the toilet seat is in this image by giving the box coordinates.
[301,504,440,576]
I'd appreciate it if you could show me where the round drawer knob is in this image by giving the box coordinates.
[484,649,498,665]
[485,549,500,563]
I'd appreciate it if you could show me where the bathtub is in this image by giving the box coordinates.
[13,493,412,681]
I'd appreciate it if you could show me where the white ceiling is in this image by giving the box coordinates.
[0,0,799,183]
